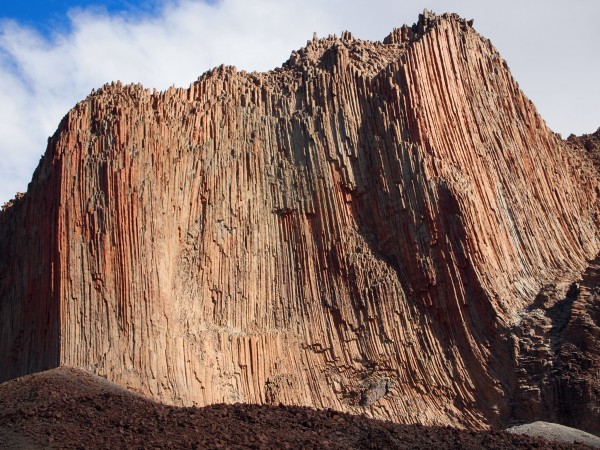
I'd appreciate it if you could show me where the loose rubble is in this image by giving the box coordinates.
[0,368,594,449]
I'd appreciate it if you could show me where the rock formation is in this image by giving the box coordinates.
[0,11,598,432]
[567,127,600,173]
[511,257,600,435]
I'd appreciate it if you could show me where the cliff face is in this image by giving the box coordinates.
[0,12,598,430]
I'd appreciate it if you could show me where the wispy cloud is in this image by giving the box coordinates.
[0,0,598,203]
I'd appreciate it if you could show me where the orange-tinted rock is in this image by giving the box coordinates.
[0,11,598,431]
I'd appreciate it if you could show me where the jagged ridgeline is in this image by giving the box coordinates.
[0,11,598,432]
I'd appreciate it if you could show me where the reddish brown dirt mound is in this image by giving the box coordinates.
[0,368,592,449]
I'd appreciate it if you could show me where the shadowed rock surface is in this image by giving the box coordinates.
[0,368,594,449]
[0,10,598,433]
[510,256,600,435]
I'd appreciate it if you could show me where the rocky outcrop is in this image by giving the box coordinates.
[567,127,600,173]
[511,257,600,435]
[0,11,598,431]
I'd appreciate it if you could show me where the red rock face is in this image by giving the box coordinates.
[0,11,598,431]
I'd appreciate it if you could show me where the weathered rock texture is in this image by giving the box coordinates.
[567,127,600,173]
[511,257,600,435]
[0,11,599,431]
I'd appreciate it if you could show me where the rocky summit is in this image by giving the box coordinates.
[0,10,598,435]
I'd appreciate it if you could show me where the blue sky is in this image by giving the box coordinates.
[0,0,599,204]
[1,0,163,30]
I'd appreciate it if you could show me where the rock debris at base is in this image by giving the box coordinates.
[0,368,594,449]
[506,422,600,449]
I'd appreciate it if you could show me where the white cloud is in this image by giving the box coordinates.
[0,0,599,204]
